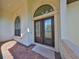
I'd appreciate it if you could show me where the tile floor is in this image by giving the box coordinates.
[9,42,61,59]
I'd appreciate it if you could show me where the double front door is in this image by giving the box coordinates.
[34,16,55,47]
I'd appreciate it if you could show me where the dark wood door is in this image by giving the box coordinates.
[34,16,55,47]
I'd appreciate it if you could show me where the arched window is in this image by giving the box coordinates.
[33,4,54,17]
[15,16,21,36]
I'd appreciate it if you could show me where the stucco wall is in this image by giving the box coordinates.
[0,0,29,43]
[60,1,79,59]
[67,1,79,47]
[11,1,33,46]
[0,16,14,41]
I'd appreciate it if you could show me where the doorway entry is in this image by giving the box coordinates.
[34,16,55,47]
[15,16,21,36]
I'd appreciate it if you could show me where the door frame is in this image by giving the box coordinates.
[33,11,60,52]
[34,16,55,47]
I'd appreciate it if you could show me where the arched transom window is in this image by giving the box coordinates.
[34,4,54,17]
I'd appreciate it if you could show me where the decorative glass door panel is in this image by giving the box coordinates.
[44,19,52,46]
[44,19,52,39]
[35,21,43,43]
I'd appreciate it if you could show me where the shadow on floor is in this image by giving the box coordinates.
[55,52,61,59]
[0,53,2,59]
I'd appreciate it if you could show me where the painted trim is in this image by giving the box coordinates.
[33,11,58,20]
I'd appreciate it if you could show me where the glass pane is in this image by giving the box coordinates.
[44,19,52,39]
[34,4,54,17]
[36,21,41,37]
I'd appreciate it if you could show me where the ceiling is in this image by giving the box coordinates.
[0,0,78,15]
[0,0,26,14]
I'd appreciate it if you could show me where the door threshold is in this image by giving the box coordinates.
[34,43,57,52]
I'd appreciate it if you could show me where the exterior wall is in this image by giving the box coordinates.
[60,1,79,59]
[0,16,14,41]
[0,0,34,46]
[0,0,32,46]
[67,0,79,47]
[12,1,33,46]
[0,10,14,41]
